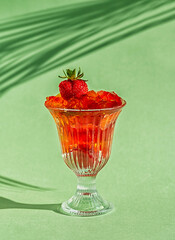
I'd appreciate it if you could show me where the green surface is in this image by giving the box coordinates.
[0,0,175,239]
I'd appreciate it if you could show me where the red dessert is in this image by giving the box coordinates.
[45,68,123,110]
[45,90,122,109]
[45,68,125,176]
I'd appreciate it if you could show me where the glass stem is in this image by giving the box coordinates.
[60,175,112,216]
[76,176,97,195]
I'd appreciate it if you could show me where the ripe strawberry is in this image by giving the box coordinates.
[58,68,88,100]
[59,80,73,100]
[72,79,88,99]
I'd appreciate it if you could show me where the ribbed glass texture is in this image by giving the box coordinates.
[46,101,126,216]
[49,107,123,177]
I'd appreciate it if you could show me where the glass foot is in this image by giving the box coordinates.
[60,192,113,217]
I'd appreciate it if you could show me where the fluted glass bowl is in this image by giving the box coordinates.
[46,99,126,216]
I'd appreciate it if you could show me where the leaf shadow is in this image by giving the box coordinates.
[0,175,53,191]
[0,0,174,96]
[0,196,64,215]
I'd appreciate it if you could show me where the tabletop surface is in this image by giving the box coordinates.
[0,0,175,239]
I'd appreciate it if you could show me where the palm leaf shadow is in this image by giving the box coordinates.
[0,175,53,191]
[0,0,174,96]
[0,196,62,214]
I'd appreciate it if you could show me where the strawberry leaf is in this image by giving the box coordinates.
[59,68,86,81]
[71,69,76,79]
[66,69,72,78]
[78,73,84,78]
[77,67,81,77]
[63,70,67,77]
[58,75,66,78]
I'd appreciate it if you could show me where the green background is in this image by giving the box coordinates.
[0,0,175,239]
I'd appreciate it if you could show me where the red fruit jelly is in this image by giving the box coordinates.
[45,91,125,176]
[45,90,122,109]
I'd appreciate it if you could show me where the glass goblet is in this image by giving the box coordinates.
[46,100,126,216]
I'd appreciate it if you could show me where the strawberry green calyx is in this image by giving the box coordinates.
[59,68,86,81]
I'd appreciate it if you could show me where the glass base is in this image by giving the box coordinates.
[60,192,113,217]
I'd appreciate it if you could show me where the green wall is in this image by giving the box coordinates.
[0,0,175,239]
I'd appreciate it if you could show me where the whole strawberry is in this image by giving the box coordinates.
[59,68,88,100]
[72,79,88,99]
[59,80,73,100]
